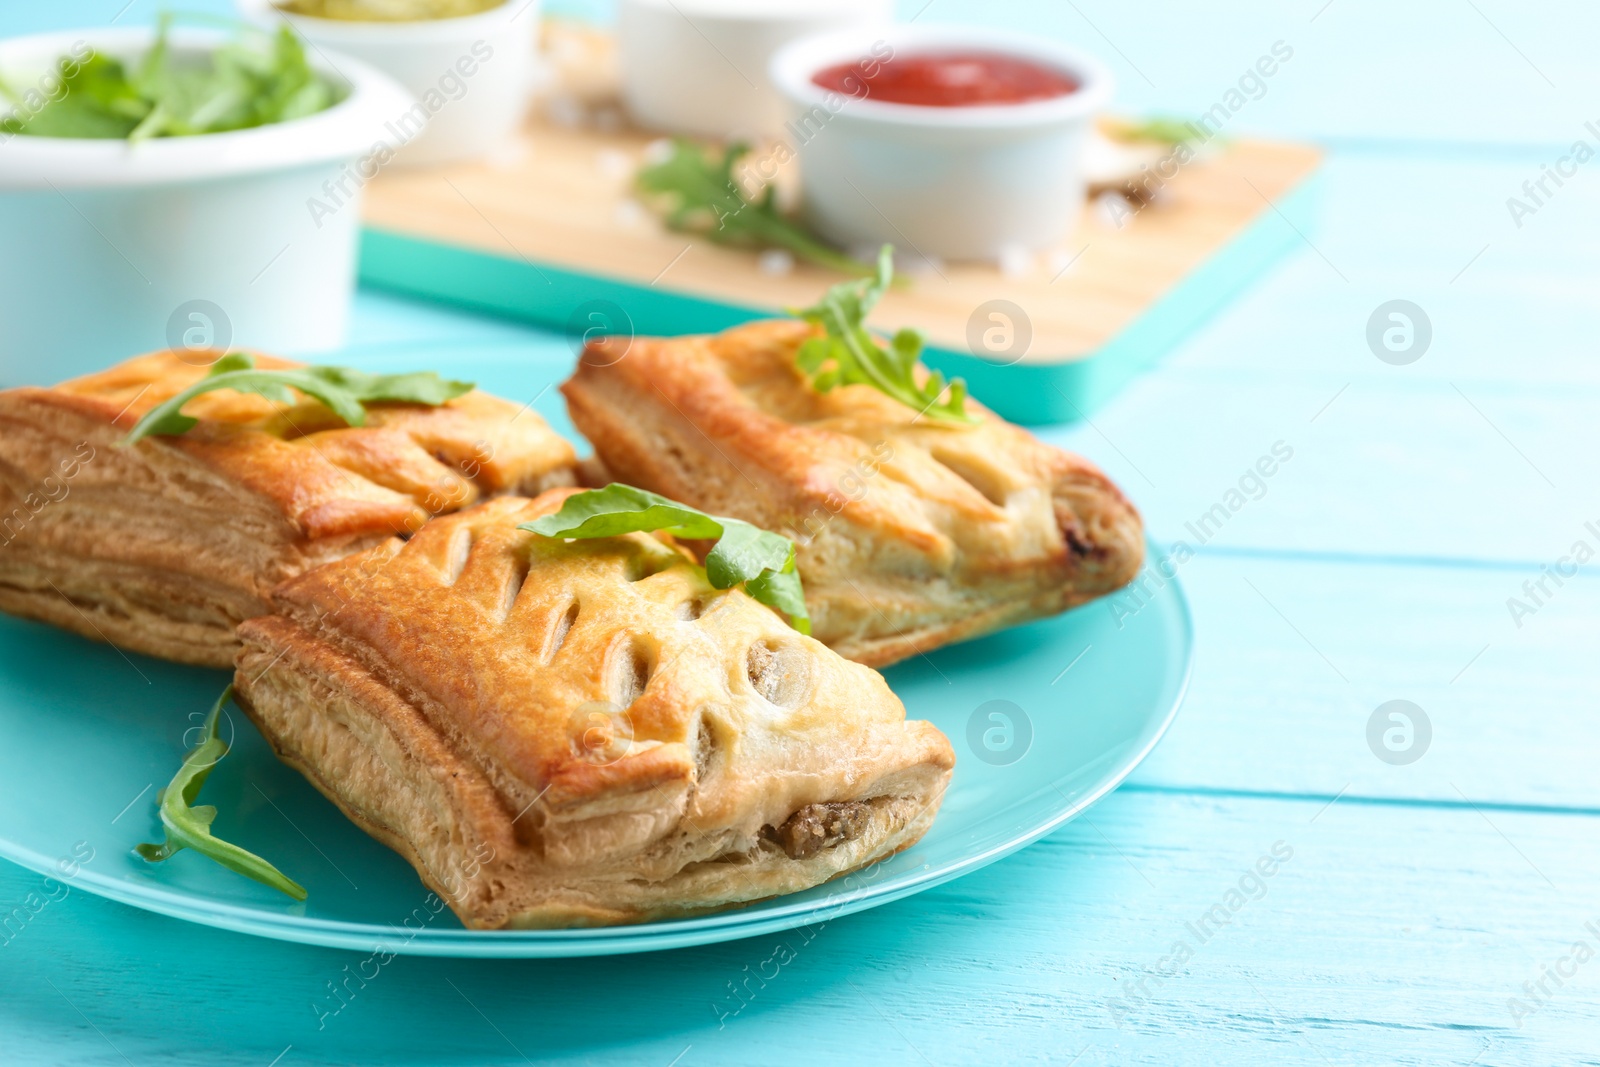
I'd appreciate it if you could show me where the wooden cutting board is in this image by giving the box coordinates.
[358,21,1322,424]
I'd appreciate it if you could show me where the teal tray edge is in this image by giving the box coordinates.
[356,167,1321,427]
[921,170,1324,424]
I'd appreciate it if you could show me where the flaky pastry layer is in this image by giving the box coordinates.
[0,351,577,665]
[233,492,954,928]
[563,320,1144,667]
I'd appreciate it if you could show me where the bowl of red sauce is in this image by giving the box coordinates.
[810,50,1081,108]
[770,25,1113,260]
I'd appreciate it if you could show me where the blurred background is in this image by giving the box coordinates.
[14,0,1599,144]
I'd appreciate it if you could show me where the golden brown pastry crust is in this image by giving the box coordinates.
[0,351,577,665]
[562,320,1144,667]
[233,491,955,928]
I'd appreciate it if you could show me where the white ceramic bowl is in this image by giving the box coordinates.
[617,0,891,142]
[770,25,1114,261]
[0,27,414,385]
[238,0,540,167]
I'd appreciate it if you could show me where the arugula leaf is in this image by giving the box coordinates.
[1,54,151,138]
[275,0,506,18]
[521,484,811,635]
[122,352,474,445]
[636,138,873,276]
[791,246,977,425]
[2,17,336,142]
[1106,116,1212,147]
[135,686,307,901]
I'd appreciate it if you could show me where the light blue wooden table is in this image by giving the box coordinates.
[5,1,1598,1063]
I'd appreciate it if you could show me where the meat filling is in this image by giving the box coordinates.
[765,800,874,860]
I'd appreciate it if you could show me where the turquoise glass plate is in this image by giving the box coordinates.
[0,558,1189,958]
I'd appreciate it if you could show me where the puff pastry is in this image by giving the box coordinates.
[233,491,955,927]
[562,320,1144,667]
[0,352,577,667]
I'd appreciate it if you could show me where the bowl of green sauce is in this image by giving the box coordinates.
[238,0,540,167]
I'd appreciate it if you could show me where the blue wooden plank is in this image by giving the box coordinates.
[1036,367,1599,566]
[1122,552,1600,808]
[3,790,1595,1066]
[1153,153,1600,388]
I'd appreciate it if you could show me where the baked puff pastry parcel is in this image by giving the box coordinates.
[0,352,577,667]
[563,320,1145,668]
[233,492,955,927]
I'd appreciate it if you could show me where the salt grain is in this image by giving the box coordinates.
[997,243,1034,278]
[614,199,647,227]
[597,149,634,181]
[758,249,795,276]
[1046,247,1086,278]
[485,141,530,171]
[1093,190,1134,230]
[546,95,585,129]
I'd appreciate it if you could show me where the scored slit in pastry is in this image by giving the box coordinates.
[0,351,577,667]
[233,491,955,928]
[562,320,1145,668]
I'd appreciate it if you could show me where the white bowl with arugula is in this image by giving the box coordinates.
[0,21,413,385]
[236,0,540,167]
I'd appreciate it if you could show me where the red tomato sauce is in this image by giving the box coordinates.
[811,51,1079,107]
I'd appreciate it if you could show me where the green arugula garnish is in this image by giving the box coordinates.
[275,0,505,18]
[1,16,336,141]
[636,138,872,276]
[123,352,474,445]
[1111,117,1201,145]
[136,686,307,901]
[521,484,810,634]
[1104,116,1218,148]
[791,245,976,425]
